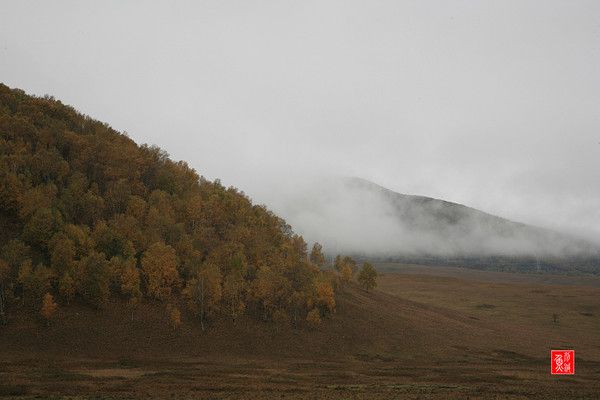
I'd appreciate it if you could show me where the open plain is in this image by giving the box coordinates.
[2,264,599,399]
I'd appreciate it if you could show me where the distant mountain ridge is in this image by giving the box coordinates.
[344,178,599,271]
[273,177,600,274]
[343,177,600,272]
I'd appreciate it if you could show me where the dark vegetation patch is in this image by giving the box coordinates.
[0,384,28,396]
[355,352,396,362]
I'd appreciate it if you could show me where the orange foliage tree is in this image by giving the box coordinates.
[142,242,179,300]
[316,279,336,314]
[40,292,58,325]
[306,308,321,328]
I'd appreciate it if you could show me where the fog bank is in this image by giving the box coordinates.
[263,176,599,258]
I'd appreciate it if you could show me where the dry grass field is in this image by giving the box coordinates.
[1,264,600,399]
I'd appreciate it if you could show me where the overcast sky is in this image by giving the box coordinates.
[1,1,599,240]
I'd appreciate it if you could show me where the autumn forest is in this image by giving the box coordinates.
[0,84,376,330]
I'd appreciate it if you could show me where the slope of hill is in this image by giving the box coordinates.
[272,177,600,273]
[0,83,335,328]
[348,177,598,255]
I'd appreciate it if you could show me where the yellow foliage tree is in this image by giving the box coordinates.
[252,265,291,320]
[40,292,58,325]
[316,279,336,314]
[120,260,141,299]
[340,264,353,285]
[306,308,321,328]
[335,255,357,276]
[170,306,181,330]
[141,242,179,300]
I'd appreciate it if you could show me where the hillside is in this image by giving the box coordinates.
[274,177,600,274]
[0,83,336,328]
[346,178,600,272]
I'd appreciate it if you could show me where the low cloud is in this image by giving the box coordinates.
[265,176,599,259]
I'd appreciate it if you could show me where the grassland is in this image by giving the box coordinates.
[1,264,600,399]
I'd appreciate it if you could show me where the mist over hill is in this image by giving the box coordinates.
[269,177,600,272]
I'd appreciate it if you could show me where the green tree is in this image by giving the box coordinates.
[183,263,222,330]
[309,242,326,267]
[22,208,63,250]
[79,252,110,308]
[272,309,290,331]
[222,270,246,323]
[334,255,343,272]
[1,239,31,274]
[28,264,55,306]
[17,259,33,306]
[49,233,76,274]
[0,259,9,324]
[59,271,76,304]
[120,258,142,320]
[358,262,377,292]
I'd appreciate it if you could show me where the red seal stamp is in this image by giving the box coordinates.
[551,350,575,375]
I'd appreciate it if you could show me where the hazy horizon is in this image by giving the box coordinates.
[1,1,599,247]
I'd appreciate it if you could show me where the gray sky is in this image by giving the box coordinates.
[1,1,599,241]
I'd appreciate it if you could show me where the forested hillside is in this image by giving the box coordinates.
[0,84,338,328]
